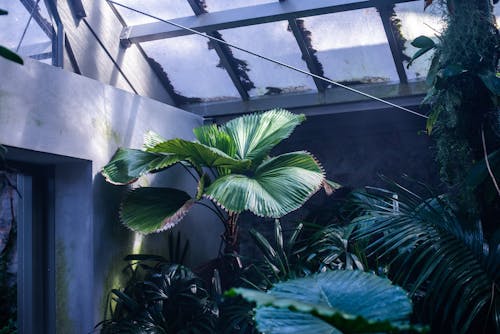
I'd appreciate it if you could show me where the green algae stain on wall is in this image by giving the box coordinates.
[91,117,121,146]
[55,241,74,334]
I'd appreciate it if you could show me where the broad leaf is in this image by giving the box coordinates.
[204,151,324,217]
[222,109,305,161]
[0,46,23,65]
[193,124,237,157]
[228,270,425,334]
[147,138,250,170]
[102,148,181,185]
[120,187,194,234]
[143,130,166,150]
[411,36,435,49]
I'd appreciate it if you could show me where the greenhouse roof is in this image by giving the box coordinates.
[3,0,496,117]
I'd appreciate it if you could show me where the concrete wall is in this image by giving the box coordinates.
[56,0,175,105]
[0,58,222,333]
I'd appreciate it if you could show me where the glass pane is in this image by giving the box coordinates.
[113,0,193,26]
[0,0,52,61]
[395,2,445,80]
[142,34,240,102]
[303,8,398,85]
[220,21,316,97]
[205,0,275,12]
[0,172,18,333]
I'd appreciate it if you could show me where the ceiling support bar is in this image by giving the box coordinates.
[376,4,409,84]
[186,0,250,100]
[120,0,419,44]
[288,19,327,92]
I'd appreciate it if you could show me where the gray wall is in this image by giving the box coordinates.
[0,58,222,333]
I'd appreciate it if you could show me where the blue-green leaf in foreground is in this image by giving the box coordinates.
[204,151,325,217]
[120,187,194,234]
[102,148,181,185]
[227,270,428,334]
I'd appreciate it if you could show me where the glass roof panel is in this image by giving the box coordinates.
[219,20,316,97]
[205,0,275,12]
[113,0,193,26]
[394,2,444,80]
[142,34,240,102]
[0,0,52,61]
[303,8,398,85]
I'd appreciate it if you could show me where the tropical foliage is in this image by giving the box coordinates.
[102,109,334,254]
[98,257,218,334]
[352,184,499,334]
[229,270,427,334]
[408,0,500,227]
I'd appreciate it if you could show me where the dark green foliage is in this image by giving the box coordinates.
[413,1,500,225]
[98,258,218,334]
[352,184,499,334]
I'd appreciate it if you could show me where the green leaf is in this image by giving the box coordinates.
[426,53,440,85]
[204,151,324,217]
[102,148,181,185]
[143,130,166,150]
[0,46,23,65]
[478,71,500,96]
[425,108,442,134]
[439,64,467,78]
[228,270,426,334]
[193,124,237,158]
[411,36,435,49]
[147,138,250,170]
[407,46,434,68]
[120,187,194,234]
[222,109,305,161]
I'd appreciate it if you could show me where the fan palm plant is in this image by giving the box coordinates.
[351,185,499,333]
[102,109,335,256]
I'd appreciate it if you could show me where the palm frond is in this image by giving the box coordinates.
[352,186,499,333]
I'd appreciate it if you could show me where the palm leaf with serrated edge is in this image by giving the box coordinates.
[120,187,194,234]
[221,109,305,162]
[203,151,324,217]
[102,148,183,185]
[227,270,427,334]
[146,138,250,171]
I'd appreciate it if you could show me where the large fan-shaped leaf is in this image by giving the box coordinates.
[222,109,305,161]
[147,138,250,170]
[204,151,324,217]
[120,187,194,234]
[102,148,182,185]
[229,270,425,334]
[193,124,237,158]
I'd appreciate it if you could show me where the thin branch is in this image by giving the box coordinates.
[179,162,199,183]
[481,126,500,197]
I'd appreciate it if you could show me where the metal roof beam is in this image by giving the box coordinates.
[183,80,426,117]
[288,19,327,92]
[120,0,419,44]
[376,4,409,84]
[186,0,250,100]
